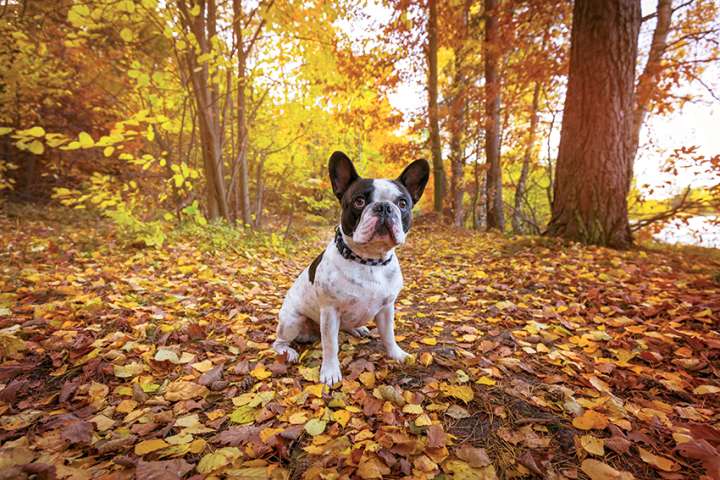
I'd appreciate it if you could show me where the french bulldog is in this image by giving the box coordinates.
[272,151,430,385]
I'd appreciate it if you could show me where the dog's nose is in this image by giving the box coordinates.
[373,202,393,217]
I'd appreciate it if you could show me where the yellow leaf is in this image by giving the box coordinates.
[191,359,213,373]
[476,376,496,386]
[103,146,114,157]
[693,385,720,395]
[23,126,45,137]
[134,439,169,455]
[421,337,437,346]
[415,413,432,426]
[359,371,376,388]
[580,435,605,456]
[572,410,609,431]
[304,384,325,398]
[402,404,424,415]
[196,447,240,474]
[120,28,133,42]
[288,412,307,424]
[580,459,635,480]
[78,131,94,148]
[116,399,137,414]
[250,363,272,380]
[440,383,474,403]
[27,140,44,155]
[638,447,679,472]
[419,351,433,366]
[332,409,351,427]
[0,127,12,135]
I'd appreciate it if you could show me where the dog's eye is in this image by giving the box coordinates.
[353,197,365,209]
[397,198,408,210]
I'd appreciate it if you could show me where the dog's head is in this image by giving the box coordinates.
[329,151,430,257]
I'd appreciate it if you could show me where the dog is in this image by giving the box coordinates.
[272,151,430,385]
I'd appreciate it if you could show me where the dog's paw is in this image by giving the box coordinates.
[319,362,342,386]
[349,326,371,338]
[387,347,411,363]
[273,341,299,363]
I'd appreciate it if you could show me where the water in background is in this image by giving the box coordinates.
[654,216,720,248]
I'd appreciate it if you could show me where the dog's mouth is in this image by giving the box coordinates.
[373,217,399,245]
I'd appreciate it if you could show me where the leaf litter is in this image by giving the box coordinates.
[0,211,719,479]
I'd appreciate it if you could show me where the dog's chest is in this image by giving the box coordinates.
[316,251,402,326]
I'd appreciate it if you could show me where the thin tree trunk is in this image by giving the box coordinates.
[449,0,470,227]
[233,0,257,227]
[546,0,640,248]
[484,0,504,231]
[512,81,541,234]
[628,0,672,182]
[427,0,445,213]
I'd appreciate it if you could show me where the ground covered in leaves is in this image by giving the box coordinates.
[1,207,719,480]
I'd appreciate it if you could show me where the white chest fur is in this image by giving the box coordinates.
[282,240,403,329]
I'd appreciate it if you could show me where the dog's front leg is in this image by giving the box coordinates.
[376,304,409,362]
[319,307,342,385]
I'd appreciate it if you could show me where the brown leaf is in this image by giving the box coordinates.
[212,426,260,446]
[580,459,635,480]
[198,364,224,386]
[518,451,545,476]
[60,420,93,445]
[455,445,492,468]
[426,424,447,448]
[675,440,720,479]
[135,459,194,480]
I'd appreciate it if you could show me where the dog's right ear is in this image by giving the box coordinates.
[328,151,359,201]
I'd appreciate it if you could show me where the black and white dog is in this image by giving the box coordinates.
[273,151,430,385]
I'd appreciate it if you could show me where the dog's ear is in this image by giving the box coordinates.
[328,151,360,201]
[397,159,430,204]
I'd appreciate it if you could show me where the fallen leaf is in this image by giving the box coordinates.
[580,459,635,480]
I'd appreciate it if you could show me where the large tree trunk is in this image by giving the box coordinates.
[512,81,541,234]
[546,0,640,248]
[449,0,470,227]
[427,0,445,213]
[484,0,504,231]
[629,0,672,181]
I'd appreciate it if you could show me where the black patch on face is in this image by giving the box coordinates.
[391,180,414,233]
[308,251,323,284]
[340,179,375,236]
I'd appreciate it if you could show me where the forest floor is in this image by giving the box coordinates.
[1,206,719,480]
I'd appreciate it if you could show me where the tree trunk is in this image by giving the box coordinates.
[449,1,470,227]
[179,0,229,221]
[484,0,504,231]
[546,0,640,248]
[427,0,445,213]
[512,81,541,234]
[629,0,672,181]
[233,0,252,227]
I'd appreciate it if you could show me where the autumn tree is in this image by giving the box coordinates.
[483,0,504,231]
[547,0,641,248]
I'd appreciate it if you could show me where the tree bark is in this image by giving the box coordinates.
[178,0,229,221]
[546,0,641,248]
[427,0,445,213]
[629,0,672,181]
[512,81,541,234]
[232,0,252,226]
[484,0,504,231]
[449,0,470,227]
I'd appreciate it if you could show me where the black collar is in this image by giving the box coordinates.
[335,227,393,266]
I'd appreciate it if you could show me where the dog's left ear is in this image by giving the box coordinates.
[397,159,430,205]
[328,151,360,201]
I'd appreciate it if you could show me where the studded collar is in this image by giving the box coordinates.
[335,227,393,266]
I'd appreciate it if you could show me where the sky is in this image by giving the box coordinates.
[352,1,720,200]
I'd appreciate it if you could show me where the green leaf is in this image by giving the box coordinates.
[304,418,327,436]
